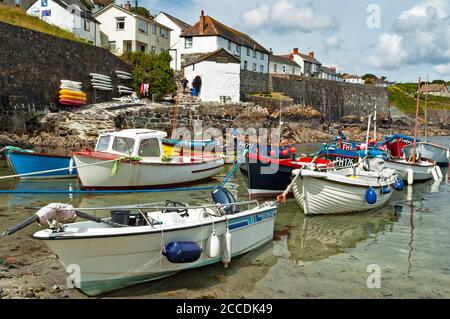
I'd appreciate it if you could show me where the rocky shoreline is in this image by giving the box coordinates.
[0,100,449,150]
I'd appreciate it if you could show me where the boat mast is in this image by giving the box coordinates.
[373,105,377,142]
[365,113,372,156]
[424,75,429,143]
[412,77,421,163]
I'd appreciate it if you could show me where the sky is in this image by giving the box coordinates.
[121,0,450,83]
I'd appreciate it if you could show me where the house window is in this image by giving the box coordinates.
[252,63,257,72]
[260,52,264,60]
[228,40,232,50]
[260,65,264,73]
[138,20,148,34]
[140,45,146,53]
[185,37,193,49]
[292,68,295,75]
[236,45,241,53]
[274,64,277,73]
[282,65,287,73]
[160,28,168,38]
[244,61,248,70]
[126,42,132,52]
[108,41,116,50]
[84,19,90,32]
[152,24,157,34]
[246,47,250,56]
[151,46,156,54]
[116,17,125,30]
[253,50,257,58]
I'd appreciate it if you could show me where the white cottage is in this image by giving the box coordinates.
[180,10,270,74]
[27,0,101,46]
[289,48,322,77]
[269,54,301,76]
[94,2,171,55]
[320,66,342,81]
[183,49,240,102]
[155,11,191,71]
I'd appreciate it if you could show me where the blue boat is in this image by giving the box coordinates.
[316,143,388,166]
[4,147,77,179]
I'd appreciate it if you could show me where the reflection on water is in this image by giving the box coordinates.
[274,201,399,263]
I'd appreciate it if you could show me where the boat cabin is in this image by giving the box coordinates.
[95,129,167,158]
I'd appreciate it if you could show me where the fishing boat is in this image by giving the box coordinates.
[162,138,222,157]
[4,187,278,296]
[240,151,333,198]
[381,134,417,158]
[403,142,449,166]
[290,159,404,215]
[2,146,77,179]
[72,129,224,189]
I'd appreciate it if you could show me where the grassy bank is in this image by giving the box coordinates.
[388,85,450,114]
[0,4,86,44]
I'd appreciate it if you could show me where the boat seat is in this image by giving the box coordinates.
[211,186,240,215]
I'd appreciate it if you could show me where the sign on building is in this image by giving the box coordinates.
[42,9,52,17]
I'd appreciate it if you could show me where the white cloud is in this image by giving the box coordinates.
[367,0,450,70]
[435,63,450,75]
[323,34,341,50]
[240,1,338,33]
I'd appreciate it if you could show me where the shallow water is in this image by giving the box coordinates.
[0,137,449,298]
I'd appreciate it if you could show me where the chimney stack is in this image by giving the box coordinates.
[331,67,336,73]
[124,1,131,11]
[199,10,205,35]
[309,51,315,59]
[293,48,299,54]
[269,48,273,55]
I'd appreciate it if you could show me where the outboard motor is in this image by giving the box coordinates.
[211,186,240,214]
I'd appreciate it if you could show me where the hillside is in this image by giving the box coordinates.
[388,84,450,114]
[0,4,86,44]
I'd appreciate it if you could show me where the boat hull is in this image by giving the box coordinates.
[403,143,449,165]
[73,153,224,189]
[293,170,394,215]
[34,206,277,296]
[385,159,435,182]
[5,151,77,179]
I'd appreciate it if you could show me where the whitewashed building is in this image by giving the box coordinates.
[269,54,301,76]
[155,11,191,71]
[343,74,364,84]
[320,66,342,81]
[288,48,322,77]
[180,10,270,74]
[26,0,101,46]
[183,49,240,102]
[93,2,171,55]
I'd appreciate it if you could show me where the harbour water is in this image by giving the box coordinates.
[0,136,449,298]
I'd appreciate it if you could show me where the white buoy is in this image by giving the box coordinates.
[407,168,414,185]
[436,165,443,179]
[222,224,232,268]
[431,166,439,181]
[206,229,220,258]
[69,158,74,175]
[407,184,413,201]
[447,148,450,160]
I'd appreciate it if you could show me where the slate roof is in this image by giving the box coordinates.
[160,11,191,30]
[184,48,240,67]
[269,55,301,68]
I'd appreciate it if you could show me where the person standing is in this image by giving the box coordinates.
[181,78,189,93]
[192,75,202,97]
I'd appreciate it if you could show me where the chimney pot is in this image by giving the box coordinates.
[124,1,131,11]
[293,48,299,54]
[309,51,315,59]
[199,10,205,34]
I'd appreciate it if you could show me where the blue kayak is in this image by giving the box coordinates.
[5,149,77,179]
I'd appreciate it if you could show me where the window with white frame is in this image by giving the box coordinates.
[260,65,264,73]
[246,47,250,56]
[252,63,257,72]
[260,52,264,60]
[151,46,156,54]
[228,40,231,50]
[138,19,148,34]
[84,19,90,32]
[108,41,116,50]
[160,28,168,38]
[152,24,157,34]
[185,37,193,48]
[244,61,248,70]
[274,64,277,73]
[236,45,241,53]
[253,50,257,58]
[116,17,125,30]
[283,65,287,73]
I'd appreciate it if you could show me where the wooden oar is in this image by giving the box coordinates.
[277,144,325,203]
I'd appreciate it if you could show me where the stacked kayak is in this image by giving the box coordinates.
[90,73,113,91]
[116,70,134,95]
[59,80,87,106]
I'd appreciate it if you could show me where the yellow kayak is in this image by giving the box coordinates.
[59,90,87,97]
[59,95,87,102]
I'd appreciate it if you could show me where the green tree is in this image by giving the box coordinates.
[130,6,151,18]
[431,79,446,85]
[362,73,378,80]
[121,51,176,98]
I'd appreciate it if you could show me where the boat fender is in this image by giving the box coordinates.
[435,165,443,179]
[393,176,404,192]
[407,168,414,185]
[381,186,391,195]
[222,224,232,268]
[365,188,377,205]
[431,166,439,181]
[162,242,203,263]
[447,149,450,160]
[69,158,74,175]
[206,229,220,258]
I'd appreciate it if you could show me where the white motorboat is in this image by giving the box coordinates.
[384,158,439,185]
[291,160,403,215]
[8,187,278,296]
[72,129,224,189]
[403,142,449,166]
